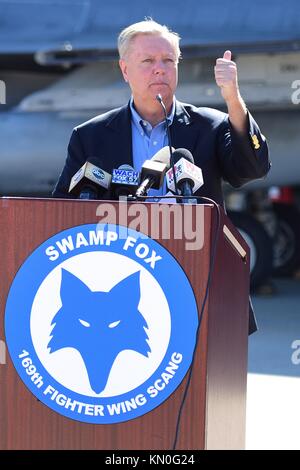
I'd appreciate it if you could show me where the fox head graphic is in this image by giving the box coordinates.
[48,269,150,394]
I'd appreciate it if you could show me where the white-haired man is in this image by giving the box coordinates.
[53,20,270,333]
[54,19,269,204]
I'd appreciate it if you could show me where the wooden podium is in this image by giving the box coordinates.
[0,197,249,450]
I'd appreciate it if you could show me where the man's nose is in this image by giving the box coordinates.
[153,60,166,74]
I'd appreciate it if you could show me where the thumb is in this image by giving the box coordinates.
[223,50,232,61]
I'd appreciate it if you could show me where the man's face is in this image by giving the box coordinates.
[119,33,178,109]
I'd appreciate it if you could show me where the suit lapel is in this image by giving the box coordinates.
[105,102,133,168]
[170,101,201,155]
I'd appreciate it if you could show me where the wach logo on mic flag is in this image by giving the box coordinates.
[5,224,198,424]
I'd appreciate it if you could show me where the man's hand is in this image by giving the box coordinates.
[214,50,240,103]
[215,50,248,134]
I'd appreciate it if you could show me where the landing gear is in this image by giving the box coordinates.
[272,203,300,277]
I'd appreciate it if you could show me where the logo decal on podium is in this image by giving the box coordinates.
[5,224,198,424]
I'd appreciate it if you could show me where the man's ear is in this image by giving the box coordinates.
[119,59,128,83]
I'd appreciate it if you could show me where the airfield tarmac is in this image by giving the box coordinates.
[246,278,300,450]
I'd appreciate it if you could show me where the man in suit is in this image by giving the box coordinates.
[53,19,270,203]
[53,19,270,333]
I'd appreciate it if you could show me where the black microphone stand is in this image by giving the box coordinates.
[156,94,179,196]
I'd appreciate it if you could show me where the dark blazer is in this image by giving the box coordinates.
[53,100,271,335]
[53,100,270,204]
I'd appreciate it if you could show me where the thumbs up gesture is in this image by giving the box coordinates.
[214,50,239,103]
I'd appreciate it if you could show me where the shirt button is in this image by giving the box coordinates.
[153,141,157,145]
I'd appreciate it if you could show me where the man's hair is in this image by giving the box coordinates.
[118,18,181,61]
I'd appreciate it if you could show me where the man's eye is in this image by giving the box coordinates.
[165,58,176,65]
[79,319,90,328]
[142,58,152,63]
[108,320,121,329]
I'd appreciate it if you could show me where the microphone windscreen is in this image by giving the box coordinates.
[151,146,173,167]
[172,148,194,164]
[68,161,111,195]
[118,164,135,171]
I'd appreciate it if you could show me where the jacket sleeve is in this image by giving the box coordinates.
[216,110,271,188]
[52,128,86,198]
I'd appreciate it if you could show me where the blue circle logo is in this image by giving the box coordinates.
[5,224,198,424]
[92,168,105,180]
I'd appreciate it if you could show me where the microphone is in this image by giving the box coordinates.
[166,148,204,203]
[156,94,179,195]
[135,147,171,199]
[68,160,111,199]
[111,164,140,198]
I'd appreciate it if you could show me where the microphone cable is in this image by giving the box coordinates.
[170,196,222,450]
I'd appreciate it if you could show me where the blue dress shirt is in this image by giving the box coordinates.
[130,97,175,198]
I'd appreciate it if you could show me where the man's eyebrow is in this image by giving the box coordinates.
[139,52,175,58]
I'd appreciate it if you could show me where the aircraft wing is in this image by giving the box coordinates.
[0,0,300,62]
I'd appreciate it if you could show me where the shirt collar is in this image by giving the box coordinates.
[130,96,176,131]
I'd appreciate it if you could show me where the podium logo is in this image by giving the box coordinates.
[5,224,198,424]
[49,270,150,394]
